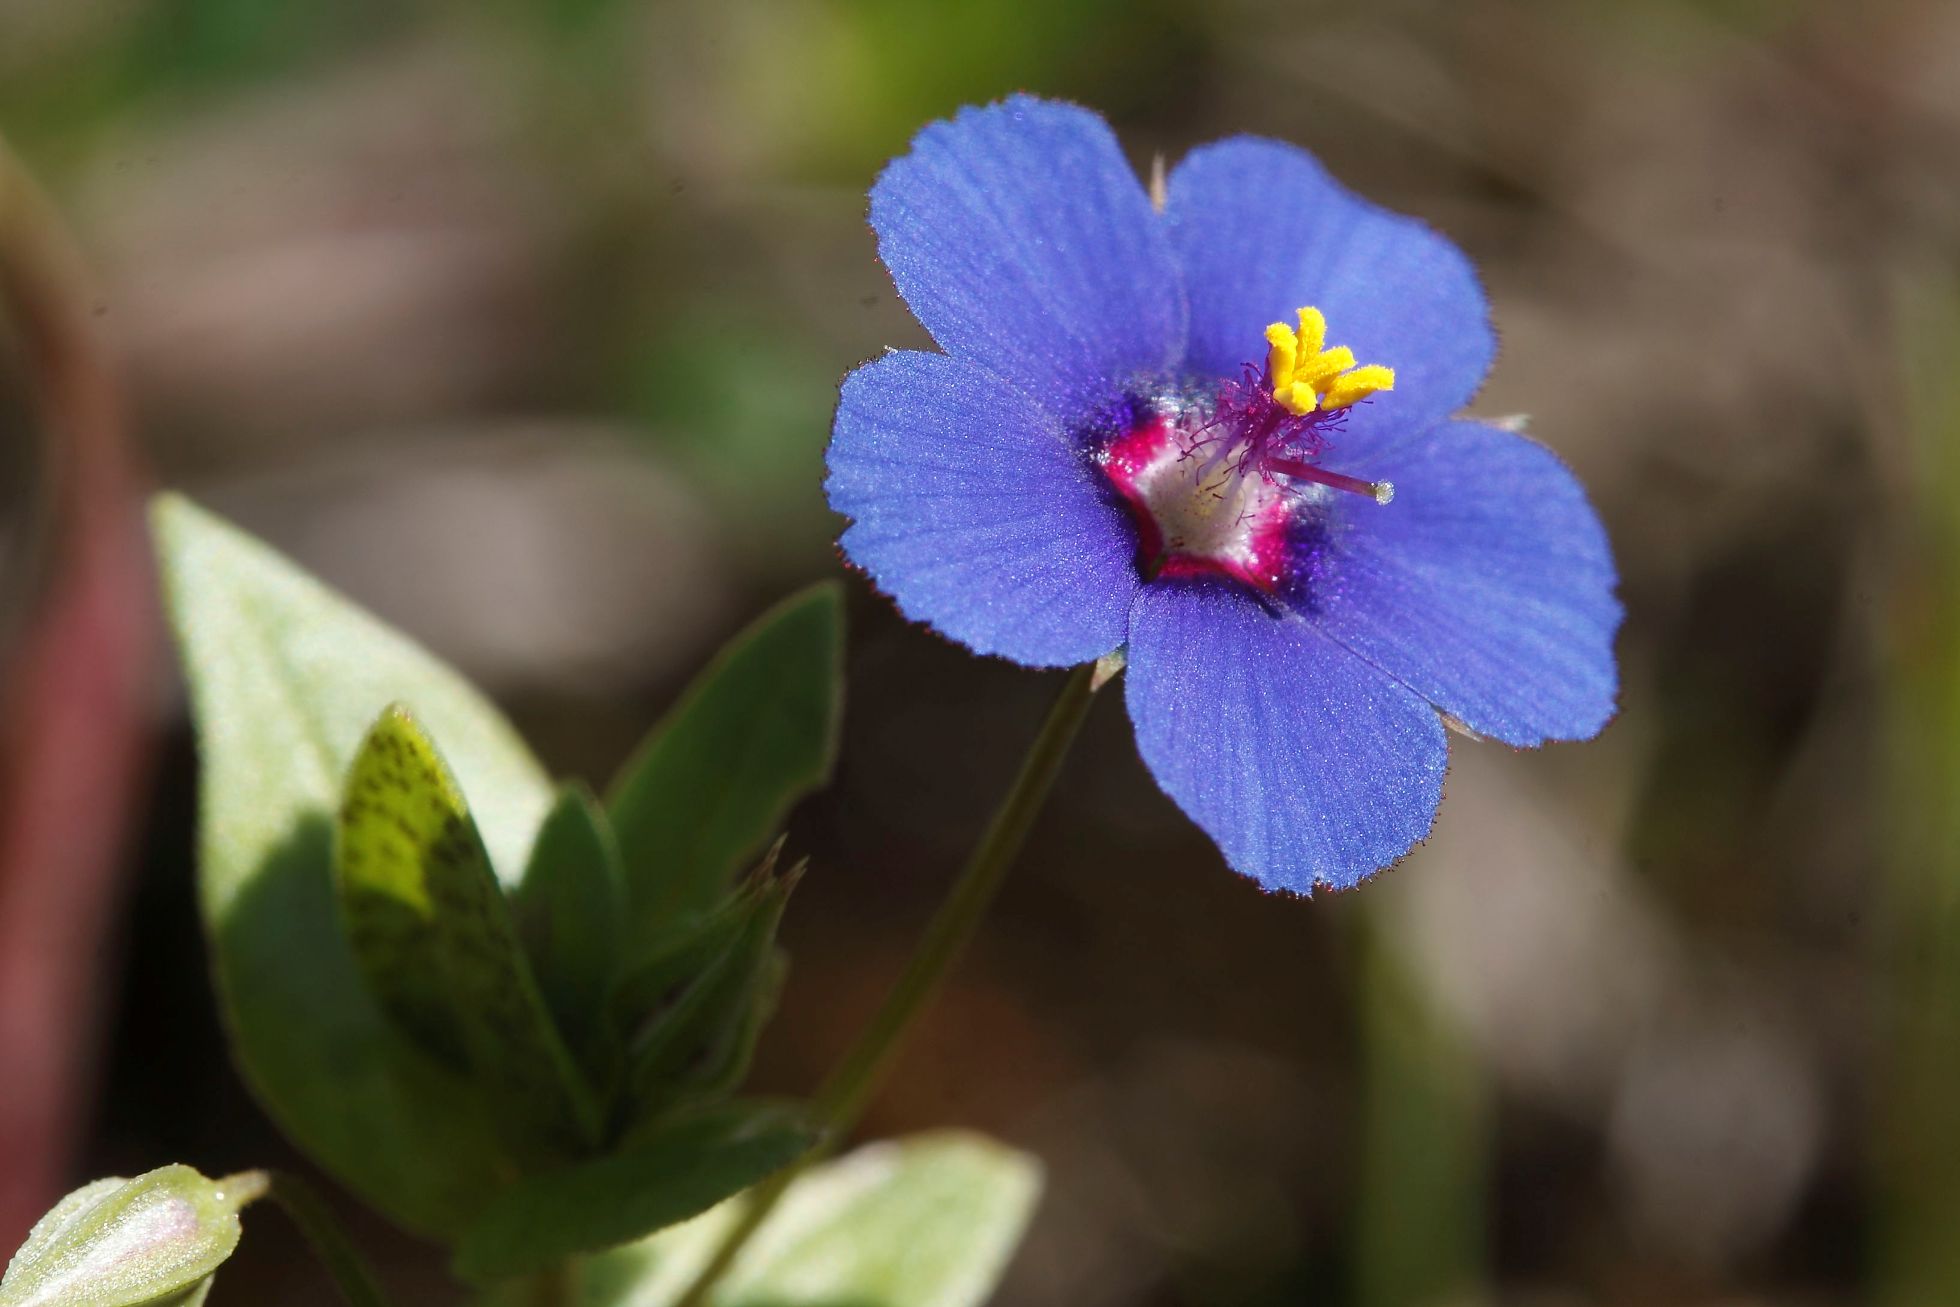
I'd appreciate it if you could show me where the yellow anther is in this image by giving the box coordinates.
[1262,305,1395,415]
[1295,306,1327,357]
[1276,381,1317,415]
[1265,323,1299,383]
[1296,346,1355,388]
[1265,320,1317,416]
[1319,364,1397,411]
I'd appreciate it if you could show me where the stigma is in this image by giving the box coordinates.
[1095,306,1395,594]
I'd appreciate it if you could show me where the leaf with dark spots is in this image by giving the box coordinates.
[336,705,602,1152]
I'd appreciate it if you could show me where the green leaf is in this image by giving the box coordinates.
[578,1133,1042,1307]
[337,706,602,1149]
[0,1166,250,1307]
[454,1102,817,1282]
[153,494,554,1237]
[607,584,842,929]
[514,783,628,1066]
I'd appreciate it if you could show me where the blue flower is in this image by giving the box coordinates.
[826,96,1621,893]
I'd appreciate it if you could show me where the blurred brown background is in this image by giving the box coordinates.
[7,0,1960,1302]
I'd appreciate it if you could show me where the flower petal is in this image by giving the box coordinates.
[827,350,1139,667]
[1164,138,1494,442]
[1312,420,1622,746]
[1125,578,1447,893]
[870,95,1185,423]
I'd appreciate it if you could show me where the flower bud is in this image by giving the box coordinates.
[0,1166,260,1307]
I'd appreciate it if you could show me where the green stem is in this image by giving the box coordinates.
[673,660,1106,1307]
[230,1170,396,1307]
[1351,915,1488,1307]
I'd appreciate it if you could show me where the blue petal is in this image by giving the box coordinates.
[1164,138,1494,444]
[1312,420,1622,746]
[1125,578,1447,893]
[827,350,1140,667]
[870,95,1185,423]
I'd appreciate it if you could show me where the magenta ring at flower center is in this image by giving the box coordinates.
[1099,409,1298,594]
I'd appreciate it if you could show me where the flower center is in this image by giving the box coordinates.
[1097,305,1396,594]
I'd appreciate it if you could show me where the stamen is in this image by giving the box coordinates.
[1264,305,1395,415]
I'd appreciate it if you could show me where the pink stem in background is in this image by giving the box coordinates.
[0,139,155,1248]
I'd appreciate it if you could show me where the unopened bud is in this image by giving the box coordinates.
[0,1166,261,1307]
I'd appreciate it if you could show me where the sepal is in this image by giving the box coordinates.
[612,842,802,1125]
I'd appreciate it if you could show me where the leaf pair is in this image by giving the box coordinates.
[330,698,814,1234]
[155,497,841,1253]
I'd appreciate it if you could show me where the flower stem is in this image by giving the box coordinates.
[1351,913,1488,1307]
[229,1169,396,1307]
[673,659,1106,1307]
